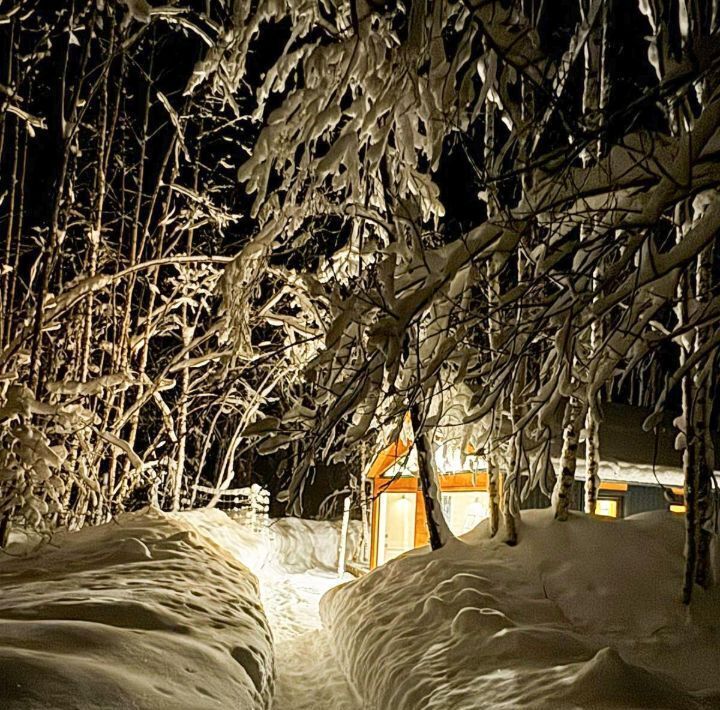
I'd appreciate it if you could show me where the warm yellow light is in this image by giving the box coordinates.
[670,504,686,514]
[595,499,619,518]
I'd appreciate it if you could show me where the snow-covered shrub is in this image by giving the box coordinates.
[0,384,97,538]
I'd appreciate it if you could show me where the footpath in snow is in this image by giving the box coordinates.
[0,507,361,709]
[179,510,362,710]
[5,506,717,709]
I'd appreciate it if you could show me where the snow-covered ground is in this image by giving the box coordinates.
[0,508,361,709]
[179,510,362,709]
[6,505,716,710]
[0,508,274,709]
[322,509,720,709]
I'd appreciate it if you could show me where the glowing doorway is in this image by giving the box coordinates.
[377,492,416,565]
[441,491,489,536]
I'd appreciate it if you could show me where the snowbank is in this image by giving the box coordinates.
[0,508,274,710]
[180,509,361,574]
[321,510,720,709]
[266,517,362,573]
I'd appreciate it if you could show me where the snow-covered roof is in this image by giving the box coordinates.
[562,403,720,486]
[371,401,719,487]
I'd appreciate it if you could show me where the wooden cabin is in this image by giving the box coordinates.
[366,419,496,568]
[366,403,720,569]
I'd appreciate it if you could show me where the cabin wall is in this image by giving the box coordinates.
[518,481,672,517]
[622,484,667,516]
[368,472,702,569]
[519,486,552,511]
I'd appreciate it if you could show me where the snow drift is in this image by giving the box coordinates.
[177,509,361,575]
[0,508,274,710]
[321,510,720,709]
[266,516,362,573]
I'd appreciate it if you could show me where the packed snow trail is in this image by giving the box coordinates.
[180,510,362,710]
[263,570,362,709]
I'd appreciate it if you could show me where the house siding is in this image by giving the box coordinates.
[518,480,672,517]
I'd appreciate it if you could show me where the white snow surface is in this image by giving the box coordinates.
[322,509,720,709]
[0,508,364,710]
[179,510,362,709]
[0,508,274,710]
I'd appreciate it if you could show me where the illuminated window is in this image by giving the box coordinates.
[669,488,685,514]
[595,498,619,518]
[441,491,489,535]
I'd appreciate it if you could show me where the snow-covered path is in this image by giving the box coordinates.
[262,572,361,709]
[180,511,362,710]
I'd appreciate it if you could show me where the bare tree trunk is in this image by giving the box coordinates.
[502,432,520,545]
[504,351,526,544]
[693,242,715,590]
[171,310,193,511]
[358,441,371,563]
[0,515,10,548]
[554,398,581,521]
[692,371,713,590]
[484,99,501,537]
[680,361,698,605]
[3,129,27,353]
[584,408,601,514]
[673,209,699,603]
[1,119,20,349]
[171,135,202,511]
[487,454,501,538]
[29,11,95,395]
[409,403,453,551]
[580,0,610,514]
[119,128,180,504]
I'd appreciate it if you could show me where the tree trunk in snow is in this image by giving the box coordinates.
[692,374,713,591]
[502,433,520,545]
[580,0,609,515]
[553,398,581,521]
[409,404,453,551]
[337,495,351,577]
[693,242,715,590]
[0,515,10,548]
[487,455,501,538]
[504,354,526,545]
[675,224,699,604]
[584,408,601,514]
[484,99,502,538]
[359,442,371,563]
[680,365,698,605]
[675,214,718,603]
[171,324,191,512]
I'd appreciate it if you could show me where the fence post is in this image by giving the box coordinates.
[338,495,351,577]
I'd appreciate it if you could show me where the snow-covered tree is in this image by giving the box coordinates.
[228,0,720,595]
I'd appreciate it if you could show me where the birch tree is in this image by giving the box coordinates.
[228,1,719,599]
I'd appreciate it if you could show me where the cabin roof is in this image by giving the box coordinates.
[368,403,719,483]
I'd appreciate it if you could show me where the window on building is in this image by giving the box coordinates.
[669,487,685,514]
[440,491,489,535]
[595,497,621,518]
